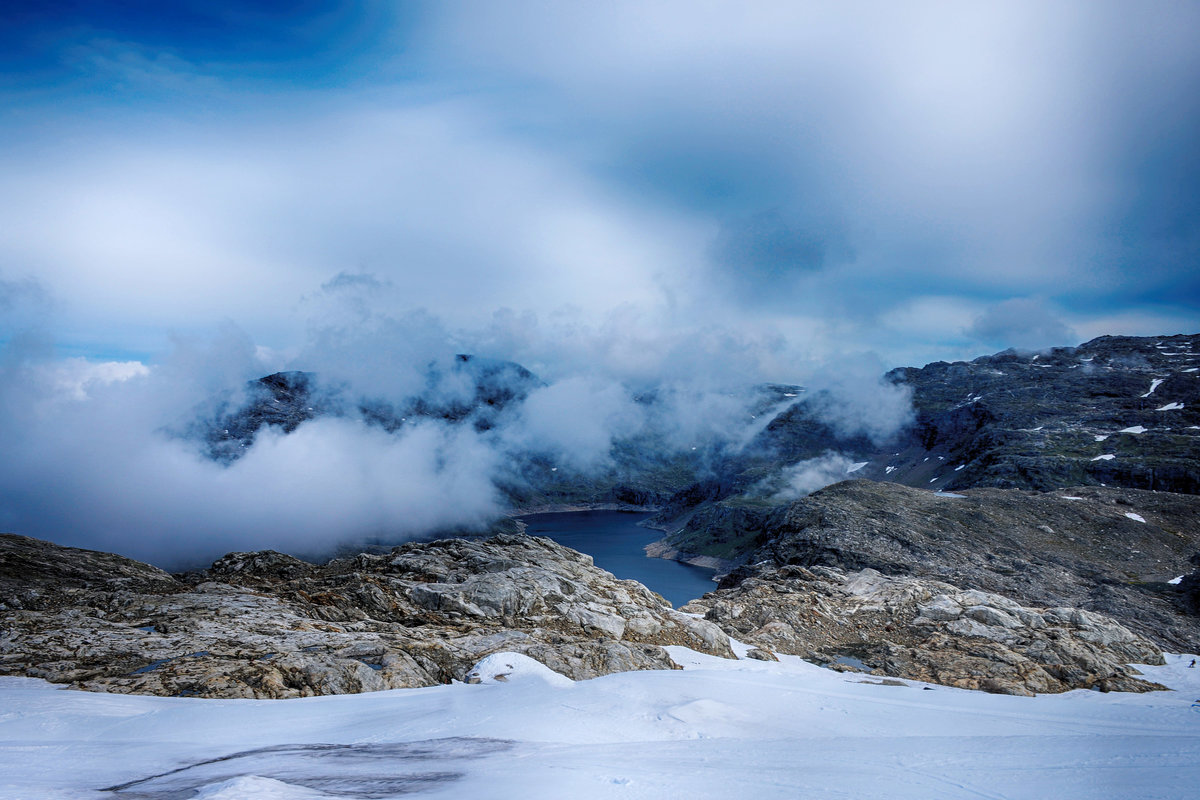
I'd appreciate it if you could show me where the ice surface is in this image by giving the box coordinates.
[1156,402,1185,411]
[1091,454,1116,461]
[845,462,868,474]
[3,648,1200,799]
[1124,512,1147,523]
[1119,425,1148,434]
[1169,576,1184,585]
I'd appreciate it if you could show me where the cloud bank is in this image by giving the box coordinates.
[0,2,1196,565]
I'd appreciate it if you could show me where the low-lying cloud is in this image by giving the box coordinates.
[0,342,503,568]
[765,452,866,502]
[0,293,921,568]
[968,297,1077,352]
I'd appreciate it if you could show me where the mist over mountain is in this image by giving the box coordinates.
[0,300,914,567]
[3,311,1192,572]
[3,6,1200,797]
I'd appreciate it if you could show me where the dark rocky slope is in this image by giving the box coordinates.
[881,332,1200,494]
[653,333,1200,563]
[680,480,1200,653]
[198,355,543,463]
[739,332,1200,498]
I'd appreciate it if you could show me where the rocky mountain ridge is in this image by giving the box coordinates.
[681,565,1166,696]
[0,532,735,698]
[0,530,1178,698]
[663,480,1200,659]
[188,334,1198,538]
[651,333,1199,561]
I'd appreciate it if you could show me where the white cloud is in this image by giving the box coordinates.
[0,102,706,350]
[767,452,862,502]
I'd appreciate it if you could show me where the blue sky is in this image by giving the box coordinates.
[1,0,1197,374]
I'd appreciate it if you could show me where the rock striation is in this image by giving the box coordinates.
[682,565,1167,696]
[0,533,730,699]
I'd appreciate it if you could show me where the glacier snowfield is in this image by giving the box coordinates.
[2,646,1199,799]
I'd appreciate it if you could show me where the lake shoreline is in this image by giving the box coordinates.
[516,509,718,607]
[643,538,736,575]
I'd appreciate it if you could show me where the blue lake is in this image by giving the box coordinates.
[518,510,717,608]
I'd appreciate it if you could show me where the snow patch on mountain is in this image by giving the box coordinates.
[1141,378,1165,397]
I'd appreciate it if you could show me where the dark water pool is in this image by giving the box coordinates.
[518,510,717,608]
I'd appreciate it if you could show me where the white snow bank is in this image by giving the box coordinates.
[846,462,868,474]
[3,648,1200,799]
[1124,512,1146,523]
[1169,576,1184,585]
[1091,454,1115,461]
[1141,378,1165,397]
[466,652,574,688]
[1119,425,1147,434]
[1094,434,1109,441]
[1060,496,1083,500]
[1156,402,1185,411]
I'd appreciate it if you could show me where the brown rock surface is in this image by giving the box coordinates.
[683,564,1167,695]
[0,533,731,698]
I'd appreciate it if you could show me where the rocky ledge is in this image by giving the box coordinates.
[0,533,729,699]
[667,480,1200,651]
[682,565,1166,696]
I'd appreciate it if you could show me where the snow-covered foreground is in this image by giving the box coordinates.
[2,648,1199,800]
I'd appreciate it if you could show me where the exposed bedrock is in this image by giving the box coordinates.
[0,533,730,698]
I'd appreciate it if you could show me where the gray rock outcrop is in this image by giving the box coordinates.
[683,565,1167,696]
[669,481,1200,652]
[0,533,730,699]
